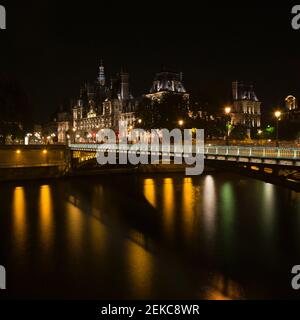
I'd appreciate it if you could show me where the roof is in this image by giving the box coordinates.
[150,71,187,94]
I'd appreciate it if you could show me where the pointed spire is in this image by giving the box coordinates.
[98,59,105,86]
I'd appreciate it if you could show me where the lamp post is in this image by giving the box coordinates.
[224,106,231,146]
[257,129,262,145]
[178,120,184,127]
[71,128,76,143]
[274,110,281,147]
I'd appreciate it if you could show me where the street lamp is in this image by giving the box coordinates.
[224,106,231,146]
[274,110,281,147]
[138,119,142,124]
[225,106,231,115]
[178,120,184,127]
[257,129,262,145]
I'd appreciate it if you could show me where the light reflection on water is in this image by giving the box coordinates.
[127,230,153,298]
[262,183,275,237]
[182,177,194,242]
[143,178,156,208]
[220,182,235,250]
[2,173,300,299]
[13,186,27,253]
[203,175,217,241]
[163,178,174,240]
[66,201,85,255]
[39,185,53,251]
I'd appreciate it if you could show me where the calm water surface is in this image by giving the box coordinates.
[0,173,300,299]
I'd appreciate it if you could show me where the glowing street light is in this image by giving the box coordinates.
[16,149,21,155]
[274,110,281,119]
[257,129,263,145]
[224,106,232,146]
[138,119,142,124]
[225,106,231,115]
[178,120,184,127]
[274,110,281,147]
[43,149,48,155]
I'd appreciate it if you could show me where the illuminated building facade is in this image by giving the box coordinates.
[72,62,137,141]
[285,95,300,122]
[230,81,261,128]
[57,108,71,144]
[146,71,189,102]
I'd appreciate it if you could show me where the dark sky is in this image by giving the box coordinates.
[1,1,300,124]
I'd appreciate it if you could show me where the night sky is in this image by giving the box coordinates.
[0,1,299,125]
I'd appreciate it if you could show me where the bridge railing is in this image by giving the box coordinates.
[69,144,300,160]
[205,146,300,159]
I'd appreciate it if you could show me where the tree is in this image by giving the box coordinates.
[277,120,300,140]
[263,125,275,139]
[0,121,24,144]
[135,96,155,130]
[0,77,31,143]
[135,93,190,130]
[203,118,227,139]
[230,124,248,140]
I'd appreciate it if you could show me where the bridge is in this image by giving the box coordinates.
[69,143,300,166]
[0,145,69,181]
[1,143,299,186]
[69,143,300,188]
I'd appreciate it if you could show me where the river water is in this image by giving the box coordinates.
[0,173,300,299]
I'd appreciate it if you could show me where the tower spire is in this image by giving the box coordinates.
[98,59,105,86]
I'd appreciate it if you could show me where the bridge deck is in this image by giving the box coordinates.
[69,144,300,167]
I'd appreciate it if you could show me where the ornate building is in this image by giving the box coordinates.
[66,66,192,143]
[57,106,71,144]
[72,62,137,142]
[146,70,189,102]
[285,95,300,123]
[230,81,261,128]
